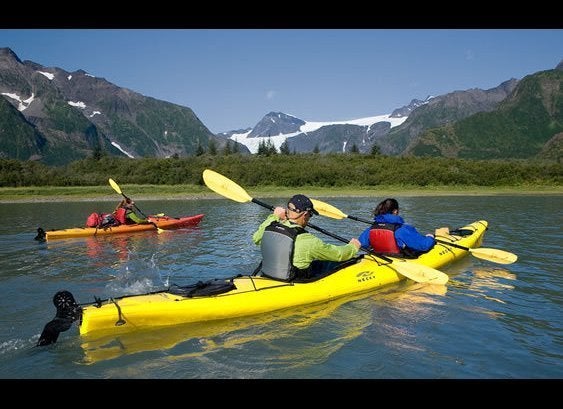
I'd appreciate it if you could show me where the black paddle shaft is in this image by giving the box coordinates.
[119,192,148,219]
[434,238,470,251]
[252,198,274,211]
[348,214,373,224]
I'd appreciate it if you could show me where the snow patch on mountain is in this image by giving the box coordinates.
[2,92,35,111]
[37,71,54,80]
[111,141,134,158]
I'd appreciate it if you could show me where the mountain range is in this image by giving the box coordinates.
[0,47,244,166]
[1,47,561,165]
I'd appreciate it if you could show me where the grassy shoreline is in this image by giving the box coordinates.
[0,184,561,203]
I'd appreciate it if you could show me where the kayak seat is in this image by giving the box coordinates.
[449,228,475,237]
[168,278,236,297]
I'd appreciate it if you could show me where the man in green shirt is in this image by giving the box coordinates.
[253,194,361,281]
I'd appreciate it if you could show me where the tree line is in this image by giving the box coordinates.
[0,153,561,188]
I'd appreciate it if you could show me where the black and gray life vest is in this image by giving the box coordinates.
[259,221,306,281]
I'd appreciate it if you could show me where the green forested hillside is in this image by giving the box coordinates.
[412,70,563,159]
[0,48,223,165]
[0,97,46,160]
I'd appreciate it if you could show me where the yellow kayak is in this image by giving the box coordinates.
[38,220,487,345]
[81,281,449,364]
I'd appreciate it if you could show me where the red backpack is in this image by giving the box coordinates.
[86,213,102,227]
[85,212,119,228]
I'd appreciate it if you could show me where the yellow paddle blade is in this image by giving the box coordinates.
[435,237,516,265]
[108,178,122,195]
[470,248,518,264]
[202,169,252,203]
[385,259,449,285]
[310,199,347,220]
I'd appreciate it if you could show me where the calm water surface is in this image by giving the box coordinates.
[0,195,561,379]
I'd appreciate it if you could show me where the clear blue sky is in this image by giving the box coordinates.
[1,29,562,133]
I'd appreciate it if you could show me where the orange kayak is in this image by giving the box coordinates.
[40,214,204,240]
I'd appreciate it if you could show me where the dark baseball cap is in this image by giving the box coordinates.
[288,194,319,215]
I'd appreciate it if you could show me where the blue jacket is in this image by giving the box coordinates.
[358,214,435,253]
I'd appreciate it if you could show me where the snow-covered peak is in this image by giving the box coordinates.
[230,112,407,154]
[299,114,406,133]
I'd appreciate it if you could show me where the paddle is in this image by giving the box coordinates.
[108,178,164,233]
[310,199,517,265]
[202,169,449,285]
[433,238,517,264]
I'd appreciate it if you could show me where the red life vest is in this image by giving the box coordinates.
[114,207,128,224]
[368,222,401,254]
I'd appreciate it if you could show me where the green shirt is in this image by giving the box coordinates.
[252,214,359,270]
[126,210,147,224]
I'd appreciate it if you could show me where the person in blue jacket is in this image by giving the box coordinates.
[358,198,435,258]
